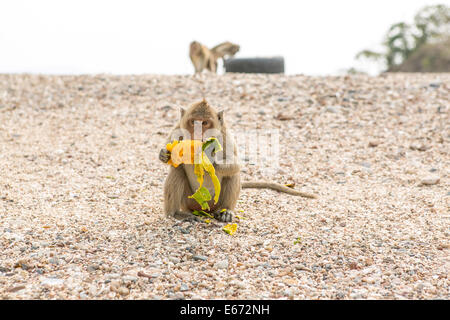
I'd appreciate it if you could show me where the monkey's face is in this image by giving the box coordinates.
[190,41,202,54]
[184,116,218,141]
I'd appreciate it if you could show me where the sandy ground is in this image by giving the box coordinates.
[0,73,448,300]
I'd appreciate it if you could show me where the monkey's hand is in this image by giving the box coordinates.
[159,148,171,163]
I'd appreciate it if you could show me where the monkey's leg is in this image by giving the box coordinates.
[213,175,240,222]
[164,166,195,220]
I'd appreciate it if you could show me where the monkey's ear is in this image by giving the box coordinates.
[180,107,186,118]
[218,110,224,124]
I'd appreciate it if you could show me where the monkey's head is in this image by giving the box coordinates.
[229,44,240,55]
[179,99,224,141]
[190,41,202,55]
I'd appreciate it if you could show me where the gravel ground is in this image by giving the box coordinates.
[0,73,448,300]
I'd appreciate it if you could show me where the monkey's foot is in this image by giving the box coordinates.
[172,211,201,222]
[213,209,233,222]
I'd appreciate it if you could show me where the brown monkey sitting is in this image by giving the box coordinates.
[159,100,316,222]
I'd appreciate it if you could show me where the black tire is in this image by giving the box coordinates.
[224,57,285,74]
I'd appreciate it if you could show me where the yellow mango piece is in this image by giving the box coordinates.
[166,140,203,167]
[201,153,221,204]
[223,223,237,235]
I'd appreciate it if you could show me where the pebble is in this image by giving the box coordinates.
[118,287,129,296]
[180,283,189,292]
[87,265,99,272]
[169,256,181,264]
[359,162,371,168]
[420,176,440,186]
[41,277,64,286]
[325,106,341,113]
[79,292,89,299]
[368,140,381,147]
[215,260,229,269]
[7,285,26,293]
[105,273,121,279]
[192,255,208,261]
[123,275,138,283]
[0,266,10,273]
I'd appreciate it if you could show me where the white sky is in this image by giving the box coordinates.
[0,0,447,75]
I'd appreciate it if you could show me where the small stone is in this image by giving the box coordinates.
[410,143,428,151]
[215,260,229,269]
[179,228,190,234]
[87,265,99,272]
[7,285,26,293]
[169,256,180,264]
[123,275,138,283]
[109,279,120,290]
[180,283,189,292]
[362,277,376,284]
[118,286,129,296]
[420,176,440,186]
[79,292,89,299]
[284,278,298,286]
[192,255,208,261]
[283,288,294,297]
[335,292,346,299]
[41,277,64,286]
[359,162,371,168]
[0,266,10,273]
[294,264,311,272]
[325,106,341,113]
[35,268,44,275]
[368,140,381,147]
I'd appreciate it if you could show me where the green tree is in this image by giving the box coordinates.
[356,4,450,71]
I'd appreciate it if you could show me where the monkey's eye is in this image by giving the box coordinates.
[202,120,210,127]
[189,119,196,126]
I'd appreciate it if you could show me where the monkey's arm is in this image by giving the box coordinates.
[214,162,241,176]
[159,124,185,163]
[211,138,240,176]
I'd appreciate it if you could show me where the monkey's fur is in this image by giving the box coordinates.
[189,41,217,74]
[189,41,240,74]
[159,100,316,222]
[210,41,240,63]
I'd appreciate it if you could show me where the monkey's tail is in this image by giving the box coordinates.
[241,181,317,199]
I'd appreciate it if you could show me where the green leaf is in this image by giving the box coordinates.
[188,186,211,210]
[202,137,222,153]
[192,210,214,219]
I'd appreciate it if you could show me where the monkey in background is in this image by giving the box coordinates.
[189,41,240,74]
[159,100,316,222]
[189,41,217,73]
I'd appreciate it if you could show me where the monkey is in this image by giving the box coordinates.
[189,41,240,74]
[210,41,240,63]
[159,99,317,222]
[189,41,217,73]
